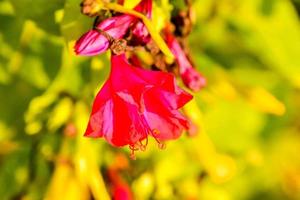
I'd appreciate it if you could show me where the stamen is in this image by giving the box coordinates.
[152,129,160,135]
[150,129,167,150]
[129,144,139,151]
[139,143,146,151]
[129,144,138,160]
[130,150,136,160]
[138,137,148,151]
[158,142,166,149]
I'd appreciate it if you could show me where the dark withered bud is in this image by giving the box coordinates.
[111,39,127,55]
[146,39,160,55]
[80,0,103,17]
[153,53,167,71]
[171,11,193,37]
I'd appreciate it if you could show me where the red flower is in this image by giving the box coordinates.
[108,168,133,200]
[165,29,206,92]
[84,54,192,149]
[74,0,152,56]
[113,184,132,200]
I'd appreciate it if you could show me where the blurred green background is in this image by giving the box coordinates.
[1,0,300,199]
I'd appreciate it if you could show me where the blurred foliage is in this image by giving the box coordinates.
[1,0,300,199]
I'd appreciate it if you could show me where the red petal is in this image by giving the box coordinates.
[143,89,189,140]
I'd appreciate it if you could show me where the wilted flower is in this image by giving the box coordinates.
[164,28,206,92]
[84,54,192,152]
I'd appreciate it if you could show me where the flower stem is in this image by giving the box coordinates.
[103,2,174,61]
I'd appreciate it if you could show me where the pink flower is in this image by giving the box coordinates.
[74,0,152,56]
[75,15,135,56]
[165,29,206,92]
[84,54,192,148]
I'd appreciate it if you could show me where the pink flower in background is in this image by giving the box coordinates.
[181,67,206,92]
[84,54,192,148]
[165,28,206,92]
[74,0,152,56]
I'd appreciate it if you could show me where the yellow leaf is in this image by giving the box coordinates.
[47,97,73,131]
[25,121,42,135]
[248,87,286,116]
[45,162,89,200]
[185,99,236,183]
[25,93,57,123]
[74,141,110,200]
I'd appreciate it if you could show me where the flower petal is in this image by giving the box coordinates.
[143,88,189,140]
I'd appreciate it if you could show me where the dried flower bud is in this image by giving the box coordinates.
[111,39,127,55]
[80,0,103,17]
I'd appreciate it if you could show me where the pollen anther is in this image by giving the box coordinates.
[152,129,160,135]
